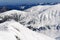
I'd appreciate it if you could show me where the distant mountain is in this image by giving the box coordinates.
[0,2,59,13]
[0,4,38,13]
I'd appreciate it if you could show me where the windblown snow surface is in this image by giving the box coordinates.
[0,4,60,40]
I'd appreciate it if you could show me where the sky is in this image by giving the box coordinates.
[0,0,60,5]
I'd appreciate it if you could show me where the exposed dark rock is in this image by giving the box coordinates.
[56,25,60,30]
[15,36,20,40]
[27,26,33,29]
[27,20,35,24]
[38,27,46,31]
[46,25,51,29]
[32,28,37,31]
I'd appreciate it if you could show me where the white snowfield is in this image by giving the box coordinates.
[0,4,60,40]
[24,4,60,39]
[0,4,60,28]
[25,4,60,26]
[0,20,55,40]
[0,31,17,40]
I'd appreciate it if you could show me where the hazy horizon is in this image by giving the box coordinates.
[0,0,60,6]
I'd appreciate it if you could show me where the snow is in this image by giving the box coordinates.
[24,4,60,28]
[24,4,60,39]
[0,20,55,40]
[0,4,60,40]
[0,31,17,40]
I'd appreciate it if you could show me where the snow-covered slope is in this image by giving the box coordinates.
[0,10,40,28]
[24,4,60,27]
[0,20,55,40]
[0,10,28,23]
[25,4,60,39]
[0,4,60,40]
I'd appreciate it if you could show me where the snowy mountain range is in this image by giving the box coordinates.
[0,4,60,40]
[25,4,60,39]
[0,2,59,13]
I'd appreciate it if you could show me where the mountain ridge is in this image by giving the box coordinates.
[0,4,60,40]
